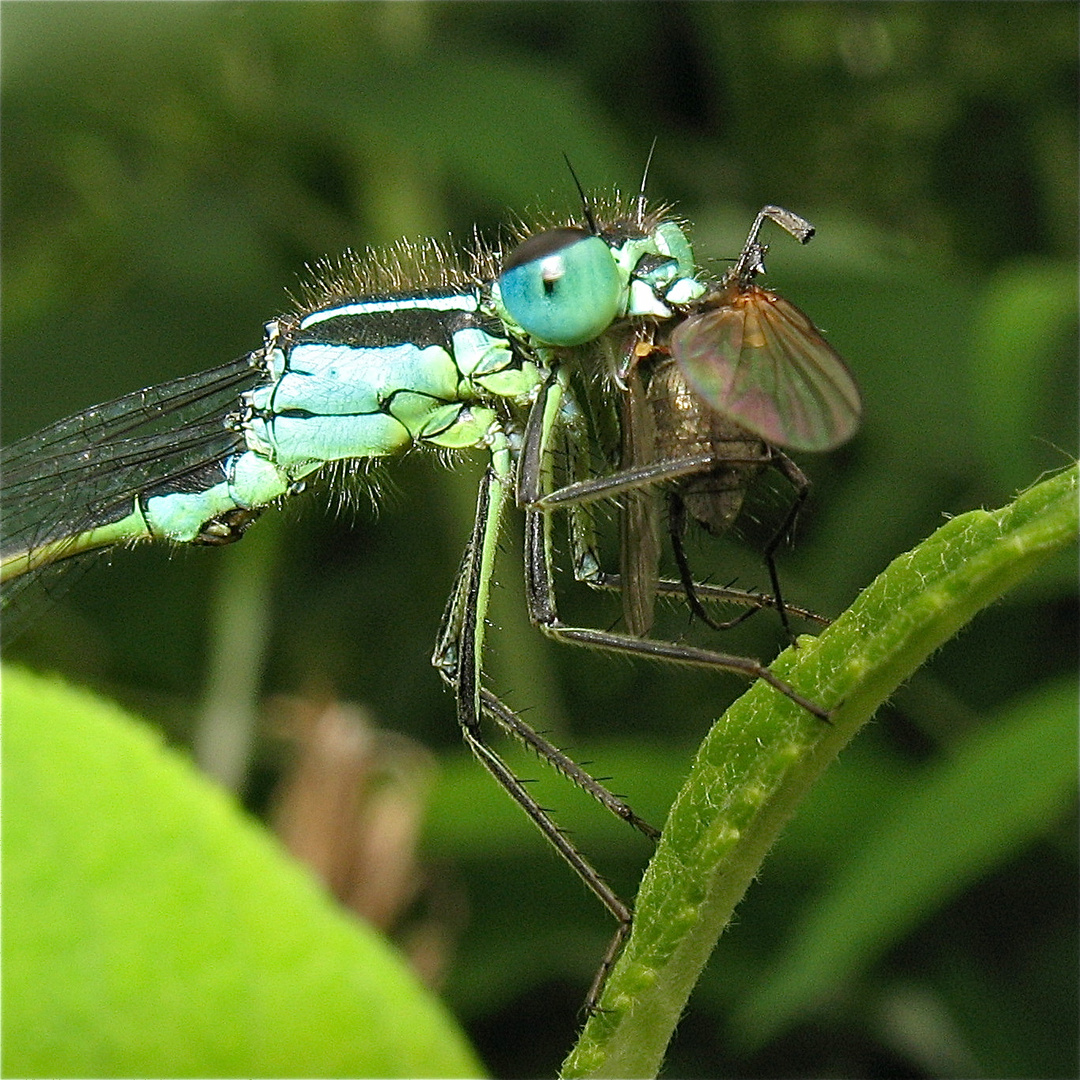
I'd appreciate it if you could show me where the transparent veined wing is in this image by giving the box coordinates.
[669,283,861,453]
[1,357,261,587]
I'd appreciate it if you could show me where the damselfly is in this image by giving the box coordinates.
[1,188,860,1007]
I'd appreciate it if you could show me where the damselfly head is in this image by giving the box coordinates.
[494,201,704,350]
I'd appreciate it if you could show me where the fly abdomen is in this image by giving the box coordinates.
[647,358,767,537]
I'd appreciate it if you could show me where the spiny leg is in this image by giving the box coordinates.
[431,435,649,1010]
[536,444,825,630]
[479,687,659,839]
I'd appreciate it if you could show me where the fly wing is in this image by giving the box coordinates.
[618,364,661,638]
[670,285,861,452]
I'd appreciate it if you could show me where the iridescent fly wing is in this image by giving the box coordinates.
[669,282,861,452]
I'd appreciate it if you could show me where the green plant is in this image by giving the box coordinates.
[2,667,481,1079]
[5,468,1073,1078]
[564,465,1078,1077]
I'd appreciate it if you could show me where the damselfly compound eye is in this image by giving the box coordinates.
[498,227,622,346]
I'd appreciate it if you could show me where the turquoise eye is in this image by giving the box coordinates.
[498,227,622,346]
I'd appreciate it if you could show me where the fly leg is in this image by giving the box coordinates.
[666,490,762,632]
[665,451,823,640]
[536,447,826,630]
[517,378,829,720]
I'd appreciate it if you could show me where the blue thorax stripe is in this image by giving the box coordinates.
[300,291,480,330]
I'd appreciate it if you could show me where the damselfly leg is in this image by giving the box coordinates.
[431,420,654,1011]
[429,365,831,1010]
[518,374,829,720]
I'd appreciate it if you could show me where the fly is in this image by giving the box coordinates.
[628,205,859,639]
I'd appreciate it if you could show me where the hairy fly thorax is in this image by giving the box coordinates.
[645,355,767,538]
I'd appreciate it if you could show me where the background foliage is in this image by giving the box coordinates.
[3,4,1076,1077]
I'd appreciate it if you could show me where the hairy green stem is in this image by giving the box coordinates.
[563,465,1078,1078]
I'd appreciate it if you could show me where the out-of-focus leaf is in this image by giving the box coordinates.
[968,261,1079,496]
[2,667,482,1079]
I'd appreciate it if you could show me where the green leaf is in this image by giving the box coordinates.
[2,667,483,1079]
[562,465,1078,1079]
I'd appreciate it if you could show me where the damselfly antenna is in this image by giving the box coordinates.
[563,154,600,235]
[635,137,658,223]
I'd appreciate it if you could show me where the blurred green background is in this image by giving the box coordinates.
[2,4,1076,1077]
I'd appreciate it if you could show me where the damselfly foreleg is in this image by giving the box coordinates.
[431,422,663,990]
[518,375,830,721]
